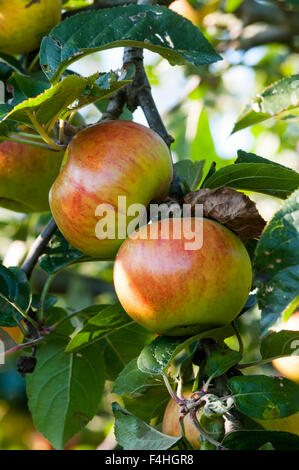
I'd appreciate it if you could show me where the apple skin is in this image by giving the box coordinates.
[49,120,173,259]
[162,388,201,449]
[0,138,64,213]
[272,311,299,384]
[169,0,199,25]
[113,217,252,336]
[0,0,61,56]
[1,326,23,344]
[255,412,299,436]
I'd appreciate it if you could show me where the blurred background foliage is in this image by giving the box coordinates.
[0,0,298,449]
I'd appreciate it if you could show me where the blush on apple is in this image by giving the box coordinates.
[113,217,252,336]
[49,120,173,259]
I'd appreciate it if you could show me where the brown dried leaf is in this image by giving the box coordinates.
[184,187,266,242]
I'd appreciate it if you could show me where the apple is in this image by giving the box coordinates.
[1,325,23,344]
[49,120,173,259]
[162,388,201,449]
[255,412,299,436]
[0,137,64,213]
[272,311,299,384]
[0,0,61,56]
[113,217,252,336]
[169,0,199,25]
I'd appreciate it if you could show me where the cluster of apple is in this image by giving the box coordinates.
[1,0,298,445]
[1,119,253,335]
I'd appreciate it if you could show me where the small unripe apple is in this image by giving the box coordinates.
[272,311,299,384]
[162,388,201,449]
[113,217,252,336]
[49,120,173,259]
[0,0,61,56]
[0,138,64,212]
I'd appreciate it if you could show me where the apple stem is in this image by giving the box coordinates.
[25,110,65,152]
[162,373,184,405]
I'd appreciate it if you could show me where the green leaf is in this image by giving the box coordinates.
[236,149,288,168]
[203,163,299,199]
[233,74,299,133]
[0,266,31,327]
[26,338,105,450]
[113,402,180,450]
[191,109,234,179]
[228,375,299,419]
[8,72,51,107]
[205,348,241,378]
[113,358,155,396]
[223,430,299,450]
[39,232,90,274]
[260,330,299,361]
[174,159,205,191]
[0,53,28,76]
[254,189,299,334]
[0,72,130,132]
[104,323,154,381]
[40,5,221,83]
[137,326,233,376]
[65,303,133,354]
[113,359,169,423]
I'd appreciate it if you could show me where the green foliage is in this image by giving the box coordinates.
[0,266,31,327]
[0,0,298,452]
[26,338,106,450]
[40,5,221,83]
[0,72,131,136]
[203,161,299,199]
[223,430,299,450]
[260,330,299,361]
[228,375,299,419]
[254,189,299,333]
[233,75,299,133]
[137,326,233,376]
[113,402,180,450]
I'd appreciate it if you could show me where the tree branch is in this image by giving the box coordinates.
[123,47,174,147]
[21,218,57,279]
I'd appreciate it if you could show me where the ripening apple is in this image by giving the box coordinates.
[49,120,173,259]
[113,217,252,336]
[162,388,201,449]
[272,311,299,384]
[0,0,61,56]
[0,137,64,212]
[169,0,199,25]
[1,325,23,343]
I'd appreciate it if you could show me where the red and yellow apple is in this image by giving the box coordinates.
[0,137,64,212]
[49,120,173,259]
[113,217,252,336]
[272,311,299,384]
[162,388,201,449]
[0,0,61,56]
